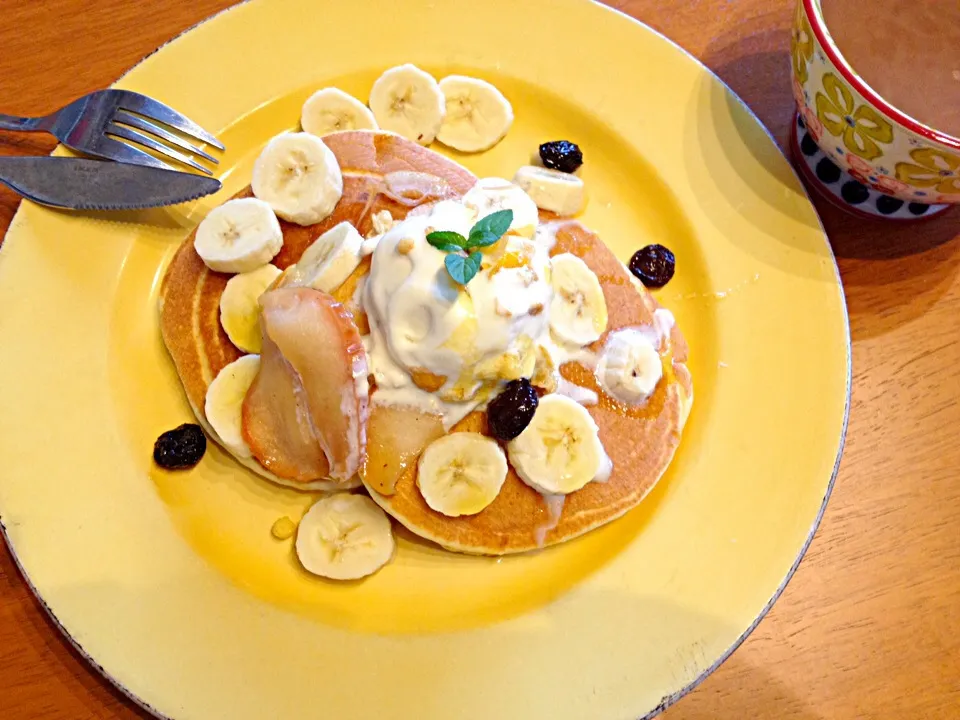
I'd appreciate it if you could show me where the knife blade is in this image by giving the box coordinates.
[0,156,221,210]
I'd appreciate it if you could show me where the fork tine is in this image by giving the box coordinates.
[106,123,213,176]
[86,135,176,171]
[113,109,219,164]
[113,90,225,151]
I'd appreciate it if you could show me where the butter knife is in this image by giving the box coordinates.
[0,156,221,210]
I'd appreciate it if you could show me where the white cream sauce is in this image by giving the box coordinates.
[534,493,566,547]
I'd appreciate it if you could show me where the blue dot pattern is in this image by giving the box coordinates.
[792,114,948,220]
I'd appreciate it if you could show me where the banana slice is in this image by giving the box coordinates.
[596,328,663,404]
[513,165,585,216]
[436,75,514,153]
[219,264,282,353]
[417,433,508,517]
[507,394,607,495]
[549,253,608,346]
[252,132,344,226]
[295,493,395,580]
[204,354,261,459]
[194,197,283,274]
[282,221,363,293]
[301,87,378,136]
[462,178,539,238]
[368,64,445,145]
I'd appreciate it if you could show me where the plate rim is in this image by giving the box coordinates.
[0,1,852,718]
[587,3,852,715]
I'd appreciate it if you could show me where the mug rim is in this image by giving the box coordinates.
[804,0,960,150]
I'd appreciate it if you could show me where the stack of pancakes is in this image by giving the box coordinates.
[159,130,692,554]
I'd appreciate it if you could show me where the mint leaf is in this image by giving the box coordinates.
[465,230,501,249]
[427,231,467,251]
[444,251,483,285]
[468,209,513,248]
[465,251,482,279]
[430,241,463,253]
[444,254,469,285]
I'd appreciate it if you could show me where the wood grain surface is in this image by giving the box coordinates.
[1,1,958,718]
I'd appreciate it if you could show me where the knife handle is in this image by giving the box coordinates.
[0,113,48,132]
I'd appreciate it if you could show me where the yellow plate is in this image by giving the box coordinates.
[0,0,850,717]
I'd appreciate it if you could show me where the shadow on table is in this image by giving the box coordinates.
[820,205,960,341]
[1,540,153,719]
[693,18,960,341]
[660,649,827,720]
[812,202,959,261]
[700,21,796,150]
[681,20,830,279]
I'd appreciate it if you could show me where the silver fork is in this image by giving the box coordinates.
[0,89,225,175]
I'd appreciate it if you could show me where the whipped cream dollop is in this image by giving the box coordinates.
[358,183,628,499]
[364,199,553,428]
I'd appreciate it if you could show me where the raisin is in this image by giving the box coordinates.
[487,378,539,441]
[539,140,583,173]
[629,244,676,289]
[153,423,206,470]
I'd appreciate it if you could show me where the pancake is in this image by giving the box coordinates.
[365,221,692,554]
[158,131,477,491]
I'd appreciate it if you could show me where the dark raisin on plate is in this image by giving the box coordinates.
[539,140,583,173]
[629,244,676,289]
[487,378,539,441]
[153,423,207,470]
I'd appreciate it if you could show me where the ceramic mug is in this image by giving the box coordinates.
[790,0,960,218]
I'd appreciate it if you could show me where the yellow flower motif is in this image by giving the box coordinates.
[895,148,960,194]
[815,73,893,161]
[791,3,814,84]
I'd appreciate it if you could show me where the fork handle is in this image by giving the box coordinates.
[0,113,50,132]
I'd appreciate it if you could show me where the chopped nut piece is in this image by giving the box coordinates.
[369,209,396,237]
[531,343,559,393]
[411,367,447,392]
[271,516,297,540]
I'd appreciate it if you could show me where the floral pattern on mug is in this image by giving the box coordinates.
[816,73,893,161]
[791,0,959,205]
[874,175,909,195]
[801,105,824,142]
[842,153,872,185]
[845,153,873,176]
[792,77,806,108]
[895,148,960,195]
[791,1,814,84]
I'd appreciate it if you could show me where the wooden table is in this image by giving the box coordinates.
[1,1,958,717]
